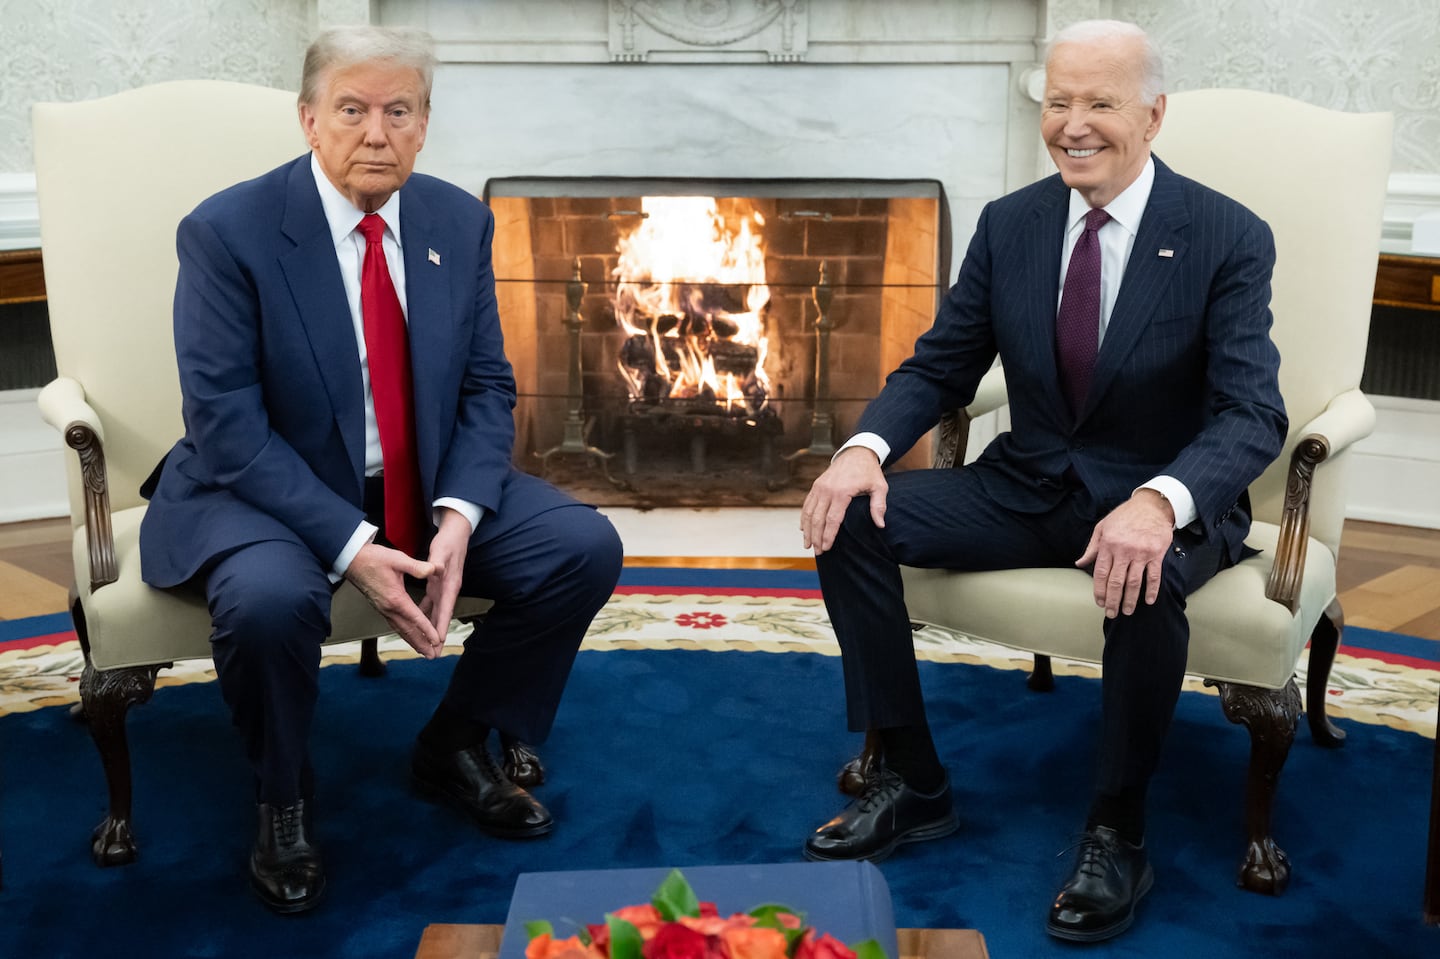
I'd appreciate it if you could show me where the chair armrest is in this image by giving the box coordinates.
[933,366,1009,469]
[37,377,118,590]
[1265,388,1376,610]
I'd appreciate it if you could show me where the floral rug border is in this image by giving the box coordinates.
[2,591,1435,738]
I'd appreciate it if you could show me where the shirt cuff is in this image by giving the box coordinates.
[837,432,890,466]
[331,520,379,582]
[433,497,483,536]
[1138,476,1197,530]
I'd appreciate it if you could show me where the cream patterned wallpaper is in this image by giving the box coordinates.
[0,0,310,172]
[0,0,1437,174]
[1112,0,1439,172]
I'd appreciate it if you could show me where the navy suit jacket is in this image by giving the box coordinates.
[857,156,1287,561]
[140,154,556,588]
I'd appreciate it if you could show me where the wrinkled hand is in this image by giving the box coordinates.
[800,447,887,555]
[1076,489,1177,618]
[345,542,440,658]
[419,507,472,643]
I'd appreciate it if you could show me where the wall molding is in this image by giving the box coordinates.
[6,169,1438,255]
[0,388,67,523]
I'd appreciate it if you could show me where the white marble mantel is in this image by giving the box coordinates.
[390,0,1046,263]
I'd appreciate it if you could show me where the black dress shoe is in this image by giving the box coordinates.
[412,740,553,838]
[500,735,545,788]
[250,800,324,915]
[803,767,957,862]
[1046,826,1154,942]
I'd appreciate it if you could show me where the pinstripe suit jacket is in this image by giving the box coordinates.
[857,156,1287,561]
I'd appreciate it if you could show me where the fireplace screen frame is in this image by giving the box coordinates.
[482,176,951,507]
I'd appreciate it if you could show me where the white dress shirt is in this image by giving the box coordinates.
[309,155,481,577]
[840,155,1196,529]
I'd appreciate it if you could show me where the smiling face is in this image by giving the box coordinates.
[298,59,429,213]
[1042,34,1165,208]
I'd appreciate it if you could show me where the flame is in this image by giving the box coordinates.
[613,197,771,411]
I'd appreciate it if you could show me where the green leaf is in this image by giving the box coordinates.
[607,915,644,959]
[851,938,888,959]
[652,869,700,920]
[525,920,555,941]
[748,904,805,927]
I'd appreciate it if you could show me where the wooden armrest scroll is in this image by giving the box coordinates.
[65,421,118,591]
[933,409,969,470]
[1264,433,1328,612]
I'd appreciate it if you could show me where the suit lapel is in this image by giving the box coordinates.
[1019,177,1071,415]
[396,184,452,492]
[277,158,368,485]
[1083,157,1191,418]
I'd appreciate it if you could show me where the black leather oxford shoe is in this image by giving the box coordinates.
[412,740,553,839]
[803,767,957,862]
[250,800,324,914]
[1046,826,1154,942]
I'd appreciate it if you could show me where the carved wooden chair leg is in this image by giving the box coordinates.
[79,661,164,867]
[1027,654,1055,692]
[1304,599,1346,747]
[837,730,883,796]
[1209,677,1302,895]
[357,636,387,677]
[499,732,545,787]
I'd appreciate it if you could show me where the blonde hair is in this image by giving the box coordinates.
[300,25,437,107]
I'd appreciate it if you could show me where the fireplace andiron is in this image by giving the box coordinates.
[535,258,625,488]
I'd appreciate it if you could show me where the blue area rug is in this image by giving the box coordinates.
[0,642,1434,958]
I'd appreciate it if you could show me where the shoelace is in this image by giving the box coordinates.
[1058,832,1119,880]
[275,804,303,847]
[855,768,905,813]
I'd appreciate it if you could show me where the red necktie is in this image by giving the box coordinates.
[356,213,423,557]
[1055,207,1111,415]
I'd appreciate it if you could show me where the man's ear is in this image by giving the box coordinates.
[1145,93,1167,142]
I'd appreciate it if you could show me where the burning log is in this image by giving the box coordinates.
[709,338,759,376]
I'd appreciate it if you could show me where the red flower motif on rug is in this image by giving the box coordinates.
[674,612,727,630]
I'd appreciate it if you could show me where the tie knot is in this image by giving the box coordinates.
[1084,207,1111,233]
[356,213,387,245]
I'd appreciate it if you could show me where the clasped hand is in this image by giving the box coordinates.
[343,509,472,659]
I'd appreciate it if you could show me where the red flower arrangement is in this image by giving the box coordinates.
[524,870,886,959]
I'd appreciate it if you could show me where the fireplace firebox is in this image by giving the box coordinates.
[485,178,947,508]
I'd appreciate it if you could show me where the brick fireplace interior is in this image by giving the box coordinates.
[486,180,946,508]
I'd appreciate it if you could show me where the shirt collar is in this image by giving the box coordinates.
[309,152,403,247]
[1065,155,1155,237]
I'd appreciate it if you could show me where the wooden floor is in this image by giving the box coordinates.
[1,515,1438,641]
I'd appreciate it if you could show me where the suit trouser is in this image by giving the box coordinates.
[816,466,1230,799]
[199,469,623,805]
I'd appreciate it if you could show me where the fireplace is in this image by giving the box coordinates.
[486,179,946,506]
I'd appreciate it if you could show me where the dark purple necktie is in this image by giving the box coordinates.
[1056,207,1111,415]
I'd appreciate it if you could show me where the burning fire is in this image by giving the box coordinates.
[613,196,771,413]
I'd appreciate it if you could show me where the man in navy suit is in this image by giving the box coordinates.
[139,26,622,913]
[798,20,1286,942]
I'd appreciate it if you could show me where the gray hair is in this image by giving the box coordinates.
[1046,19,1165,105]
[300,25,437,107]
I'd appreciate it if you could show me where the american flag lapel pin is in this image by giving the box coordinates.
[428,248,441,265]
[1158,248,1174,258]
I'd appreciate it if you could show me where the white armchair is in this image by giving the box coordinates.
[892,90,1393,894]
[32,81,491,867]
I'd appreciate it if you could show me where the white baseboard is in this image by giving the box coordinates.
[0,389,68,522]
[1348,395,1440,530]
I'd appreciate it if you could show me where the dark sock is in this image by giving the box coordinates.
[1086,790,1146,846]
[878,724,945,793]
[418,703,490,754]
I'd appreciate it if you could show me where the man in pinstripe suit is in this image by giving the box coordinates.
[797,20,1287,942]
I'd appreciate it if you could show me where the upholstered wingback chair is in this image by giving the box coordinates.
[32,80,490,867]
[892,90,1392,894]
